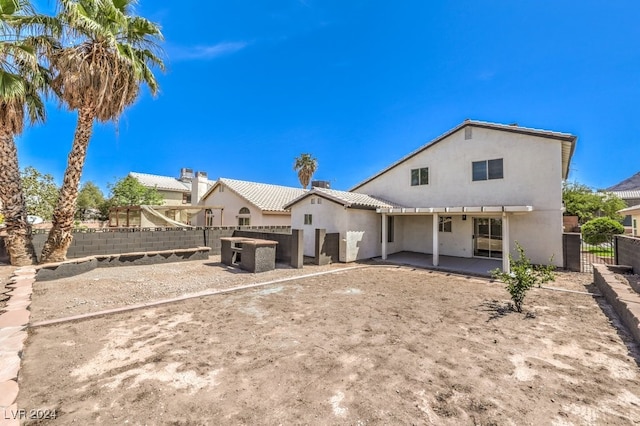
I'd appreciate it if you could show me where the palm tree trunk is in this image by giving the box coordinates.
[0,129,37,266]
[40,107,95,264]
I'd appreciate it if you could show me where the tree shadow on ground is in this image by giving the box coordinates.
[479,300,538,322]
[479,300,513,322]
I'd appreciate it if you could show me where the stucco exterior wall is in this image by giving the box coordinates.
[343,209,381,262]
[291,196,347,257]
[200,185,292,227]
[353,126,565,266]
[160,190,185,206]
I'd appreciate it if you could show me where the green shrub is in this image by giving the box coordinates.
[491,243,555,313]
[581,217,624,245]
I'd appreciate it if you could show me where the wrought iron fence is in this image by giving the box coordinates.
[580,235,615,272]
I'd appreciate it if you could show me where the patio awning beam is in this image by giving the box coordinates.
[376,205,533,215]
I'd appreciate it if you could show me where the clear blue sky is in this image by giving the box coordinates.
[19,1,640,194]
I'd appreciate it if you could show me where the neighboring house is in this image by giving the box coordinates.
[196,178,306,227]
[618,204,640,237]
[130,168,215,207]
[286,120,576,271]
[606,172,640,227]
[111,169,215,227]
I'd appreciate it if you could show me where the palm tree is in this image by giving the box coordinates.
[0,0,57,266]
[293,153,318,190]
[40,0,164,263]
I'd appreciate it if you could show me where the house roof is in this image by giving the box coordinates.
[350,119,577,191]
[618,203,640,215]
[609,190,640,200]
[283,187,400,210]
[204,178,307,212]
[607,172,640,192]
[130,172,215,193]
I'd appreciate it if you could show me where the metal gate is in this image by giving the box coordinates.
[580,235,615,272]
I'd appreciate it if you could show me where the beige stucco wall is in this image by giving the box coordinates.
[352,127,564,266]
[199,185,291,227]
[291,196,347,257]
[290,197,386,261]
[160,190,185,206]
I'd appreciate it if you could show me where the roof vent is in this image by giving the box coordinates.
[180,168,194,181]
[311,180,330,189]
[196,171,208,178]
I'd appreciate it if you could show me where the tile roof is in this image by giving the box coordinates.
[130,172,215,192]
[609,190,640,200]
[219,178,307,212]
[607,172,640,192]
[351,119,577,190]
[284,187,401,210]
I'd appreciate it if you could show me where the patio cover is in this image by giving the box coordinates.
[376,205,534,273]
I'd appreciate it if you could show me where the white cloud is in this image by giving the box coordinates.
[170,41,249,61]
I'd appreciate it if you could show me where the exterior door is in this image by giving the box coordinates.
[473,217,503,258]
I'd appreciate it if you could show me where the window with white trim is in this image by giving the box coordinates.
[439,216,452,232]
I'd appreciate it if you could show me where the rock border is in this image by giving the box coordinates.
[0,267,35,425]
[593,263,640,344]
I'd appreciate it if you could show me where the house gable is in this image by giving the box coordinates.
[350,122,574,211]
[350,120,576,192]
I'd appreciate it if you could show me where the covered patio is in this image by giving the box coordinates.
[374,251,501,277]
[378,205,535,274]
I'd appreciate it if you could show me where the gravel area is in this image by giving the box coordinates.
[30,255,356,322]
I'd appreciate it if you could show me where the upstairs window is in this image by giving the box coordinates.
[182,193,191,204]
[411,167,429,186]
[304,214,313,225]
[472,159,503,181]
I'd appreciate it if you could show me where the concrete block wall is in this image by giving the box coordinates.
[233,229,293,262]
[314,229,340,265]
[20,226,292,261]
[616,235,640,273]
[562,233,581,272]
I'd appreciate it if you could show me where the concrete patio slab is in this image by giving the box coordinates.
[374,251,501,277]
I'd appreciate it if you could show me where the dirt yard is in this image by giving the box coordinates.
[15,262,640,424]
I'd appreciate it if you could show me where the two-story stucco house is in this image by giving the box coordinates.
[285,120,576,271]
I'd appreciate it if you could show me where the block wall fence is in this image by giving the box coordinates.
[8,226,293,262]
[616,235,640,273]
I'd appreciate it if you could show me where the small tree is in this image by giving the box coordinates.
[75,182,105,220]
[581,217,624,245]
[108,175,164,207]
[563,181,626,224]
[491,243,555,313]
[21,166,59,220]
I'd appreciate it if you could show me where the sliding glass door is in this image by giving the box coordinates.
[473,218,502,258]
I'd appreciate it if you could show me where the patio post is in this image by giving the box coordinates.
[502,212,510,273]
[433,213,439,266]
[381,213,388,260]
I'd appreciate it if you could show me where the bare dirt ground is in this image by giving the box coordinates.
[15,263,640,425]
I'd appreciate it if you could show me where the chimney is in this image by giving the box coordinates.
[191,171,210,204]
[179,168,194,182]
[311,180,330,189]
